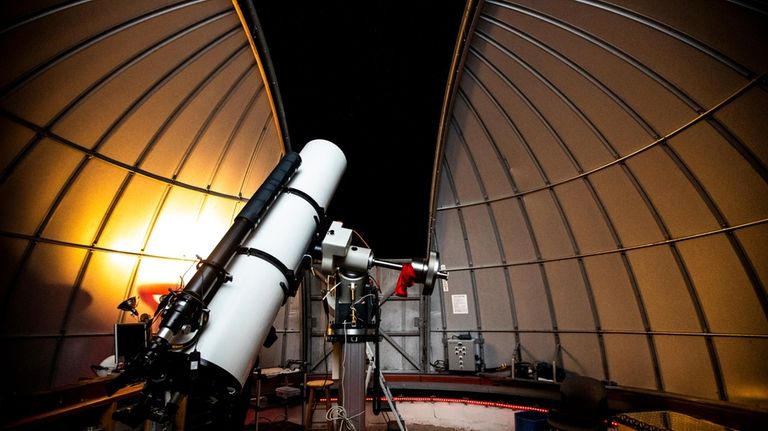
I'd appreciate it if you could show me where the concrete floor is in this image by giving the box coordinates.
[245,400,526,431]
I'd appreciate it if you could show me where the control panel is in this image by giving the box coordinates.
[447,337,479,371]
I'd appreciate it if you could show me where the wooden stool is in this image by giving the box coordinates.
[304,379,333,430]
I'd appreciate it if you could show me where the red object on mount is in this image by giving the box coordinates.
[138,283,175,309]
[394,263,417,297]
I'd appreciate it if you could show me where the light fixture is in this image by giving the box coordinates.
[117,296,139,318]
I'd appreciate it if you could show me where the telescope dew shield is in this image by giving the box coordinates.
[192,139,347,389]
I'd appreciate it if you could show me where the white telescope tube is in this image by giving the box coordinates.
[192,139,346,387]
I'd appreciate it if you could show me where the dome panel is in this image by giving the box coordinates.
[677,235,768,334]
[403,337,420,371]
[404,301,421,334]
[520,0,744,107]
[484,1,695,138]
[387,334,420,373]
[430,331,444,369]
[735,224,768,293]
[96,176,170,253]
[50,15,241,150]
[455,78,542,193]
[463,51,581,186]
[462,204,501,266]
[715,337,768,408]
[138,50,253,178]
[43,160,125,245]
[474,268,513,330]
[100,32,249,166]
[310,336,329,369]
[0,0,183,90]
[260,294,302,367]
[207,87,270,195]
[655,335,720,400]
[522,190,574,258]
[558,333,604,380]
[670,122,768,226]
[192,196,239,254]
[589,164,665,247]
[436,162,457,208]
[0,114,35,173]
[1,243,87,334]
[469,43,616,172]
[627,146,720,237]
[627,247,702,332]
[1,1,232,126]
[510,264,552,331]
[583,254,645,331]
[449,97,515,198]
[284,293,303,325]
[490,199,537,263]
[153,79,260,188]
[545,260,595,330]
[67,251,137,334]
[143,186,206,258]
[441,122,485,203]
[607,0,768,73]
[713,86,768,168]
[0,138,81,235]
[603,334,657,390]
[380,337,418,372]
[554,180,616,253]
[384,297,420,335]
[434,208,469,268]
[474,13,651,159]
[505,109,580,187]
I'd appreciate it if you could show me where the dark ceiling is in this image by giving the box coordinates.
[253,1,466,258]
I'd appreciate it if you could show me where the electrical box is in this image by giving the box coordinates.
[447,338,479,372]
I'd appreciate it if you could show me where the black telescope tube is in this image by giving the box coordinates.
[183,151,301,302]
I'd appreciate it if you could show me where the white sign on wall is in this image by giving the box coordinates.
[451,294,469,315]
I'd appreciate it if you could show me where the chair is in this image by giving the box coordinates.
[304,379,333,430]
[547,374,608,431]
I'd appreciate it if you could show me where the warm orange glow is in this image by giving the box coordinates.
[192,199,233,257]
[105,240,140,272]
[143,195,234,260]
[102,194,236,320]
[145,207,204,258]
[134,258,193,286]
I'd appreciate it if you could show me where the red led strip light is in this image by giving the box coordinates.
[318,397,549,413]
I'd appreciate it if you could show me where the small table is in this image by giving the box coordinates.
[252,367,305,430]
